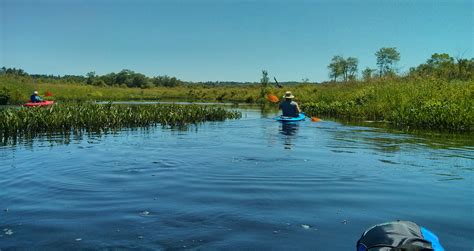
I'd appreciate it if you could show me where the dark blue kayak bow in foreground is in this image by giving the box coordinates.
[357,221,444,251]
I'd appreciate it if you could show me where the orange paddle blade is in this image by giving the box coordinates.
[311,117,321,122]
[45,91,53,97]
[267,94,279,103]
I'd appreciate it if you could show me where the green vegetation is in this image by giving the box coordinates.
[259,70,270,103]
[1,50,473,132]
[299,79,473,131]
[327,56,358,82]
[375,47,401,77]
[0,87,10,105]
[0,103,241,143]
[0,74,263,104]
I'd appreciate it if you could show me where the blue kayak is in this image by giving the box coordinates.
[274,113,306,122]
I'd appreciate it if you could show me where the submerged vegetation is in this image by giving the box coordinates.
[0,103,241,143]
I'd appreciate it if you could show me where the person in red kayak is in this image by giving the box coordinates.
[30,91,43,103]
[279,91,301,117]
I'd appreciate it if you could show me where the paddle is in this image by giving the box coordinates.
[266,94,321,122]
[273,77,283,88]
[267,93,280,103]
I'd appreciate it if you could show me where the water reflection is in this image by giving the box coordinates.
[279,122,299,149]
[328,124,474,156]
[0,124,195,148]
[258,104,279,118]
[1,108,473,250]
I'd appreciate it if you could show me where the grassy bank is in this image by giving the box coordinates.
[1,75,473,132]
[0,75,261,104]
[299,79,473,131]
[0,103,241,142]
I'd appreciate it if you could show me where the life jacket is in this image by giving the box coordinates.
[30,94,42,103]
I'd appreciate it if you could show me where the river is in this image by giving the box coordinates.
[1,106,473,250]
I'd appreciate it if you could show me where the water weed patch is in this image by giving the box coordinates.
[0,103,241,143]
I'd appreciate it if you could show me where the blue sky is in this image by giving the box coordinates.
[1,0,472,82]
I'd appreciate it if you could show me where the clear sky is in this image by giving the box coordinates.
[1,0,472,82]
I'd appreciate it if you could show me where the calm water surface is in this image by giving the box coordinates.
[1,108,473,250]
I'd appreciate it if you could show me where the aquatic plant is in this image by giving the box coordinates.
[0,103,241,142]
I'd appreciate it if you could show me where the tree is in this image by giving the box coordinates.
[328,56,344,81]
[427,53,454,66]
[116,69,134,87]
[328,55,358,82]
[407,53,474,80]
[153,75,183,87]
[131,73,149,88]
[362,67,376,82]
[375,47,400,76]
[346,57,358,81]
[260,70,270,101]
[86,71,96,85]
[455,58,474,80]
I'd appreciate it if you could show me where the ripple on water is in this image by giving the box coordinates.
[1,108,473,250]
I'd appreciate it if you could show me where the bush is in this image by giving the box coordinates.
[0,87,10,105]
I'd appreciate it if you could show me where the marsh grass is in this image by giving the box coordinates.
[0,75,261,104]
[299,79,473,131]
[1,75,472,131]
[0,103,241,142]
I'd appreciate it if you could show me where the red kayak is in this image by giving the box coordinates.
[23,100,55,107]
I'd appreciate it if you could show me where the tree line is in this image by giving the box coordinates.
[0,68,185,88]
[328,47,473,82]
[2,48,473,87]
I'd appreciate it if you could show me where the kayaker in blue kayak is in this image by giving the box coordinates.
[357,220,444,251]
[30,91,43,103]
[279,91,301,117]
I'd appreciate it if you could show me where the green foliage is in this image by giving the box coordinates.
[0,87,10,105]
[409,53,474,80]
[375,47,400,76]
[260,70,270,102]
[327,55,358,82]
[301,79,473,132]
[0,103,242,143]
[0,67,184,88]
[362,67,376,82]
[2,51,474,132]
[153,75,183,87]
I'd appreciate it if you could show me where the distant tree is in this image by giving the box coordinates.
[328,56,358,82]
[116,69,135,87]
[100,72,117,86]
[328,56,344,81]
[86,71,96,85]
[408,53,473,80]
[260,70,270,101]
[153,75,183,87]
[346,57,358,81]
[375,47,400,77]
[3,67,28,76]
[455,57,474,80]
[93,79,106,87]
[362,67,376,82]
[427,53,454,66]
